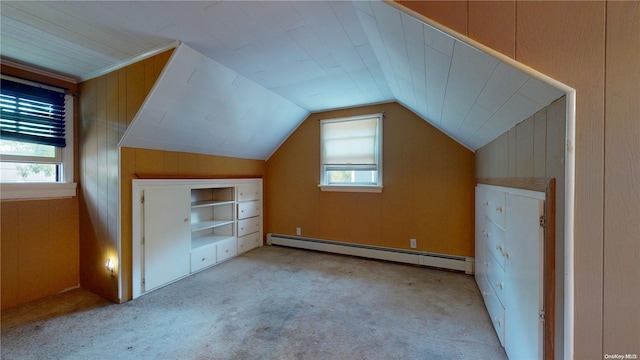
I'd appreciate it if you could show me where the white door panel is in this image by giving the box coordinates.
[143,187,190,292]
[505,194,544,360]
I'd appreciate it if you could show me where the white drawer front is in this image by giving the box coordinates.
[481,275,506,347]
[485,189,506,228]
[238,201,260,219]
[238,216,261,237]
[216,237,237,263]
[237,183,261,202]
[486,251,506,306]
[191,244,216,273]
[485,220,506,270]
[238,232,261,254]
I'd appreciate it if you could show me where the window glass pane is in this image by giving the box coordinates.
[0,161,57,182]
[327,170,377,184]
[0,139,56,158]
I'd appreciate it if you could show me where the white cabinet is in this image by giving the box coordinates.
[141,187,191,292]
[132,178,263,298]
[236,184,262,254]
[475,184,544,359]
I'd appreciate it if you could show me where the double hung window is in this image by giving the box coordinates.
[319,113,383,193]
[1,75,75,199]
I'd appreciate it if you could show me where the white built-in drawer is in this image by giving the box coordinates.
[485,220,506,270]
[190,244,216,273]
[481,275,506,347]
[486,251,506,305]
[216,237,237,263]
[238,216,261,237]
[238,201,260,219]
[237,183,261,202]
[238,232,261,254]
[485,189,506,228]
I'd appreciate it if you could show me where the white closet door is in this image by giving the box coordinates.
[143,187,190,292]
[505,193,544,360]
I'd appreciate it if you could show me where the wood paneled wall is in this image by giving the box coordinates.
[78,50,173,302]
[396,0,640,356]
[476,96,566,356]
[119,147,265,300]
[265,102,475,257]
[1,65,79,310]
[603,1,640,355]
[1,199,79,310]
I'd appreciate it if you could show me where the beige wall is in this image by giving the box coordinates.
[1,66,80,310]
[265,102,475,256]
[603,2,640,354]
[119,147,265,300]
[397,0,639,357]
[476,96,566,357]
[78,50,173,302]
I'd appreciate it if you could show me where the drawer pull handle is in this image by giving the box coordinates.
[496,281,503,289]
[201,257,205,262]
[184,218,189,222]
[502,251,509,259]
[495,245,502,251]
[496,206,503,212]
[495,318,501,326]
[226,249,229,253]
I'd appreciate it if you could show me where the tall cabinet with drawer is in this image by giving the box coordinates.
[132,178,263,298]
[475,184,545,359]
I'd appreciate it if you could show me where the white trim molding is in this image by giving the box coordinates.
[1,182,77,201]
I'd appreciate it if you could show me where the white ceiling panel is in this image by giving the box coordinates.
[120,44,309,160]
[1,0,566,158]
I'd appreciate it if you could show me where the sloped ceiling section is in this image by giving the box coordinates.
[0,1,565,159]
[354,1,565,150]
[119,44,309,160]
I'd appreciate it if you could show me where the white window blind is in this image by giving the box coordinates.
[322,117,378,166]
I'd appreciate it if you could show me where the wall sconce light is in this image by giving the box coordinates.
[105,258,115,276]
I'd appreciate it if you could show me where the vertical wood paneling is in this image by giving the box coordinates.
[468,1,516,58]
[265,102,475,257]
[604,1,640,353]
[533,109,547,178]
[508,127,517,177]
[517,3,606,357]
[79,50,174,302]
[1,202,20,309]
[515,116,534,177]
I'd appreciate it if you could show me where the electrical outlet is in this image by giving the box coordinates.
[410,238,417,248]
[296,227,301,236]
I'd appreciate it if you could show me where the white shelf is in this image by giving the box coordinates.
[191,200,234,208]
[191,234,235,250]
[191,219,234,232]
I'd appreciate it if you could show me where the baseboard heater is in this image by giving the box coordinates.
[267,234,474,274]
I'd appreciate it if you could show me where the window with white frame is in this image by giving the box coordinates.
[319,113,383,192]
[0,75,74,191]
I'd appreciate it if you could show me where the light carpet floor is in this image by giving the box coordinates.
[1,245,507,360]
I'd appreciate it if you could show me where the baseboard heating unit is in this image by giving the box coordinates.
[267,234,474,274]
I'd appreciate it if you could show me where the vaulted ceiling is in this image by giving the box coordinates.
[0,1,564,159]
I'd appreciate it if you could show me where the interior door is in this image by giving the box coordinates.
[505,193,544,359]
[143,187,190,292]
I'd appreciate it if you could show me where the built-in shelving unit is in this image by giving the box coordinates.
[131,178,263,299]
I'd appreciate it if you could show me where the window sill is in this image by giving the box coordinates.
[318,185,383,193]
[1,182,77,201]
